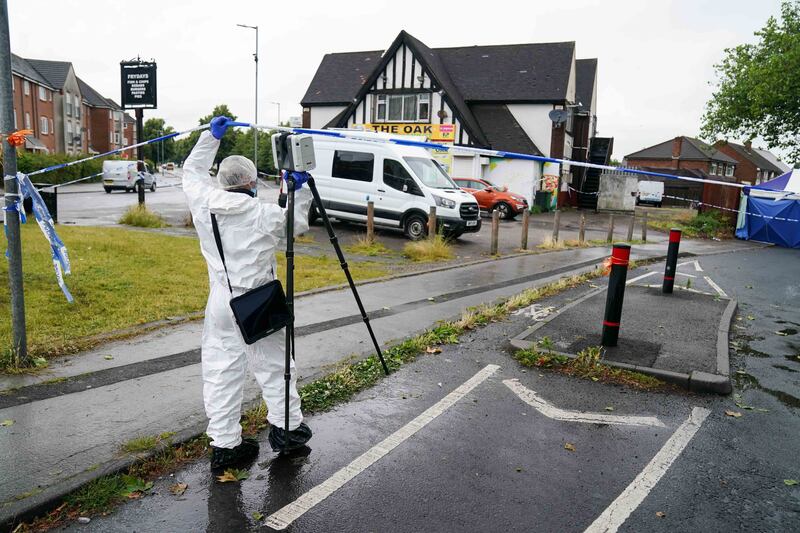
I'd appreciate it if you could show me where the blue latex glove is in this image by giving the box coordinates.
[283,171,309,191]
[209,116,231,139]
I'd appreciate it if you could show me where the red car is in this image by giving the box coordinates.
[454,178,529,219]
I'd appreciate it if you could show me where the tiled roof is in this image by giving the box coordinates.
[11,54,53,88]
[575,58,597,113]
[77,77,113,108]
[626,136,737,164]
[25,58,73,88]
[470,104,542,155]
[716,141,784,174]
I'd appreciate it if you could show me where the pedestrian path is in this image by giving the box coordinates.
[0,238,764,525]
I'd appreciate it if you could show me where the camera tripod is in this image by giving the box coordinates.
[282,173,390,449]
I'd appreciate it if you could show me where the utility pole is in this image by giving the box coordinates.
[0,0,28,363]
[236,24,258,171]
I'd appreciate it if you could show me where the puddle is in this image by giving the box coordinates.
[733,371,800,410]
[772,364,798,374]
[784,354,800,364]
[777,328,798,336]
[775,320,800,327]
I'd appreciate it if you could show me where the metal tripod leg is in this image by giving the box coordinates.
[306,175,390,375]
[284,175,296,452]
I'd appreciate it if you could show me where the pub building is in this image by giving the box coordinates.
[300,30,610,207]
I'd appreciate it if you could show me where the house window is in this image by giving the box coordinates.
[114,133,121,144]
[40,116,49,134]
[109,109,113,119]
[710,162,717,175]
[65,92,72,116]
[24,112,31,129]
[23,80,30,95]
[725,164,734,177]
[49,118,53,133]
[109,132,114,144]
[39,86,47,101]
[66,121,73,142]
[74,95,80,119]
[13,109,16,128]
[332,150,374,182]
[378,93,431,122]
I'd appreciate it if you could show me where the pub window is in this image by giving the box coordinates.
[378,93,431,122]
[332,150,374,182]
[375,94,387,121]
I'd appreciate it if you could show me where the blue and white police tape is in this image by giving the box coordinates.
[238,122,746,190]
[36,171,104,191]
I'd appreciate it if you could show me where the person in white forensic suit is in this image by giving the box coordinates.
[183,116,312,469]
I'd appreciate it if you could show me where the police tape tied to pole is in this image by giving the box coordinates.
[5,120,783,302]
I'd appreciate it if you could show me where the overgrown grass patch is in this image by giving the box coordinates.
[514,338,665,390]
[120,432,175,454]
[344,235,393,257]
[402,235,454,262]
[647,209,731,239]
[0,225,388,370]
[118,205,167,228]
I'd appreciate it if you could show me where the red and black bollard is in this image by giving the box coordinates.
[662,228,682,294]
[601,243,631,347]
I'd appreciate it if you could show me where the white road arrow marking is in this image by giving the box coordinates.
[503,379,666,428]
[584,406,711,533]
[704,275,728,298]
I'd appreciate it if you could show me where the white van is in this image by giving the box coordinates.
[636,180,664,207]
[102,160,156,193]
[307,135,481,240]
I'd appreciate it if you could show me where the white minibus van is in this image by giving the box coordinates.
[306,135,481,240]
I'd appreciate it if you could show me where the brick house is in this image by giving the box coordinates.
[122,113,136,148]
[713,140,784,185]
[10,54,56,153]
[77,78,130,155]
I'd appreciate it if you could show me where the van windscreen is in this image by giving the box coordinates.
[403,157,458,189]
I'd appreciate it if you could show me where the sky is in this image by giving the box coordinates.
[8,0,787,161]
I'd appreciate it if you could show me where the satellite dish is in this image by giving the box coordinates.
[549,109,569,124]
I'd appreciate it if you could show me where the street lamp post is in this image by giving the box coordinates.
[270,101,281,126]
[236,23,259,171]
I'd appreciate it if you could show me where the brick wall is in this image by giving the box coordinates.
[12,74,56,153]
[713,143,756,185]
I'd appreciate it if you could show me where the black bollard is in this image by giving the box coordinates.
[601,243,631,347]
[137,179,145,206]
[662,228,682,294]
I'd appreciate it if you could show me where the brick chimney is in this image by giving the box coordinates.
[671,137,683,159]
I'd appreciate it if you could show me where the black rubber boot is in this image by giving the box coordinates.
[268,422,312,453]
[210,436,259,470]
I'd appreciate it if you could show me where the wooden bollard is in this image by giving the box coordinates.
[491,210,500,255]
[606,214,615,243]
[520,209,530,250]
[626,215,635,242]
[578,212,586,243]
[428,206,437,239]
[552,209,561,243]
[366,201,375,242]
[641,211,648,242]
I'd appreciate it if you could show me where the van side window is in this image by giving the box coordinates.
[332,150,374,182]
[383,159,412,191]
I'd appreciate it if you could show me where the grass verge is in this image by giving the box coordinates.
[537,237,647,251]
[402,234,454,262]
[647,208,731,239]
[15,266,645,531]
[118,205,167,228]
[513,337,665,390]
[0,225,388,371]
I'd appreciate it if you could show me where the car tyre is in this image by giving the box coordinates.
[403,213,428,241]
[104,187,112,194]
[495,202,514,220]
[150,182,157,192]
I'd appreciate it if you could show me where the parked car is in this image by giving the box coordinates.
[454,178,528,219]
[636,180,664,207]
[165,162,175,171]
[295,132,481,240]
[102,160,157,193]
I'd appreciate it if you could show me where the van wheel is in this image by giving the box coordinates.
[404,213,428,240]
[104,187,112,194]
[495,202,514,220]
[150,182,156,192]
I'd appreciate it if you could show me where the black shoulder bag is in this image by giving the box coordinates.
[211,213,291,344]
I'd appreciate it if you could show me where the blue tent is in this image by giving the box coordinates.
[736,169,800,248]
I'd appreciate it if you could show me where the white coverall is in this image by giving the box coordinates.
[183,130,312,449]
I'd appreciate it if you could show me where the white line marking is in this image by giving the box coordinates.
[265,364,500,530]
[675,272,697,278]
[503,379,666,428]
[676,261,692,268]
[694,260,703,272]
[626,271,656,285]
[704,276,728,298]
[584,406,711,533]
[641,284,715,296]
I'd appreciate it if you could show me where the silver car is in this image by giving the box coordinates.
[102,160,157,193]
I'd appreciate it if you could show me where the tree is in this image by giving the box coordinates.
[142,118,176,165]
[174,104,241,166]
[231,128,276,174]
[701,1,800,164]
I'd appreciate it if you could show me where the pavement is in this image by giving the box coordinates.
[45,243,800,532]
[0,237,764,528]
[511,260,736,392]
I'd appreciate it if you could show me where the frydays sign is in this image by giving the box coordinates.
[120,61,157,109]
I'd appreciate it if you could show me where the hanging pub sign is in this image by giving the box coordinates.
[120,60,157,109]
